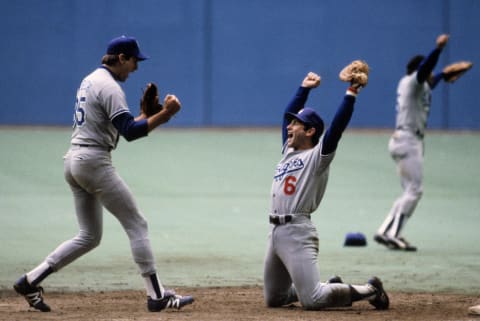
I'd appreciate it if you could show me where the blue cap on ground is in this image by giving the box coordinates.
[344,232,367,246]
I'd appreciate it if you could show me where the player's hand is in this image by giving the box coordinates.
[302,72,321,88]
[436,34,449,49]
[163,94,181,117]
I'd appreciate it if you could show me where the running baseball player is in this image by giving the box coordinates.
[13,35,193,312]
[374,34,473,251]
[263,66,389,310]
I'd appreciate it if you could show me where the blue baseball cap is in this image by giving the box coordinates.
[344,232,367,246]
[286,107,325,139]
[106,36,149,61]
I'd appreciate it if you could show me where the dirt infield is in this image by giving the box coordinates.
[1,286,479,321]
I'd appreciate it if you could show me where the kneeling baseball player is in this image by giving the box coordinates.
[263,65,389,310]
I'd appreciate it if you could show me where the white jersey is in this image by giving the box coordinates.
[71,67,130,150]
[395,71,431,136]
[270,141,335,215]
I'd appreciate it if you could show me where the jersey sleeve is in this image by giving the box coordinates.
[101,83,130,120]
[417,48,442,84]
[429,73,444,89]
[314,146,335,175]
[111,113,149,141]
[321,94,356,155]
[282,86,311,145]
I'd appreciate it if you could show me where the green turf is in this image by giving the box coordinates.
[0,127,479,294]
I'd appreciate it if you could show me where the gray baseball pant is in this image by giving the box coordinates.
[44,145,156,276]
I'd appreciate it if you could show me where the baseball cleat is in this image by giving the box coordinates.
[388,237,417,252]
[13,274,51,312]
[374,234,417,251]
[367,277,389,310]
[468,304,480,315]
[147,290,194,312]
[373,233,395,249]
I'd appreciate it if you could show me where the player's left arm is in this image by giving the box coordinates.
[112,112,149,141]
[321,60,369,155]
[425,60,473,90]
[429,73,444,89]
[112,95,180,141]
[321,93,356,155]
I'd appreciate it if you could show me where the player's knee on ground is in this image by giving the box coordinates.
[264,293,282,307]
[264,291,292,308]
[265,299,283,308]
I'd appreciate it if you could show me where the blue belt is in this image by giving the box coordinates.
[269,214,311,225]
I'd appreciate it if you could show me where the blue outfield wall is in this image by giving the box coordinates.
[0,0,479,129]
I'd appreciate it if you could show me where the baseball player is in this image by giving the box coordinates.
[13,35,193,312]
[263,68,389,310]
[374,34,472,251]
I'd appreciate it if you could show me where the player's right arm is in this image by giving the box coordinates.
[145,94,181,131]
[282,72,321,145]
[417,34,449,84]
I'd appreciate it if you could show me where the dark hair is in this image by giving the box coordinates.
[304,122,324,146]
[101,53,133,66]
[406,55,425,75]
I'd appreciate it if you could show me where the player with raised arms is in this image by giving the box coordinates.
[374,34,473,251]
[263,64,390,310]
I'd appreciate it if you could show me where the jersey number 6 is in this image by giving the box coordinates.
[284,176,297,195]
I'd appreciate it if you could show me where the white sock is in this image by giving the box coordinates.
[144,273,165,300]
[26,262,51,285]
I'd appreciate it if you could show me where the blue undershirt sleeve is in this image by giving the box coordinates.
[430,73,444,90]
[417,48,442,84]
[321,95,355,155]
[282,86,311,145]
[112,112,149,142]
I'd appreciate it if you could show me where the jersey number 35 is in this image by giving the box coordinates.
[74,96,86,127]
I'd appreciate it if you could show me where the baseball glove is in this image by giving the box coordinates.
[140,82,163,117]
[339,60,370,87]
[443,61,473,83]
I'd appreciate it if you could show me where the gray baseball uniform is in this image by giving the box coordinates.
[14,36,194,312]
[376,72,429,239]
[264,142,352,309]
[263,83,378,310]
[375,39,446,250]
[46,67,156,276]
